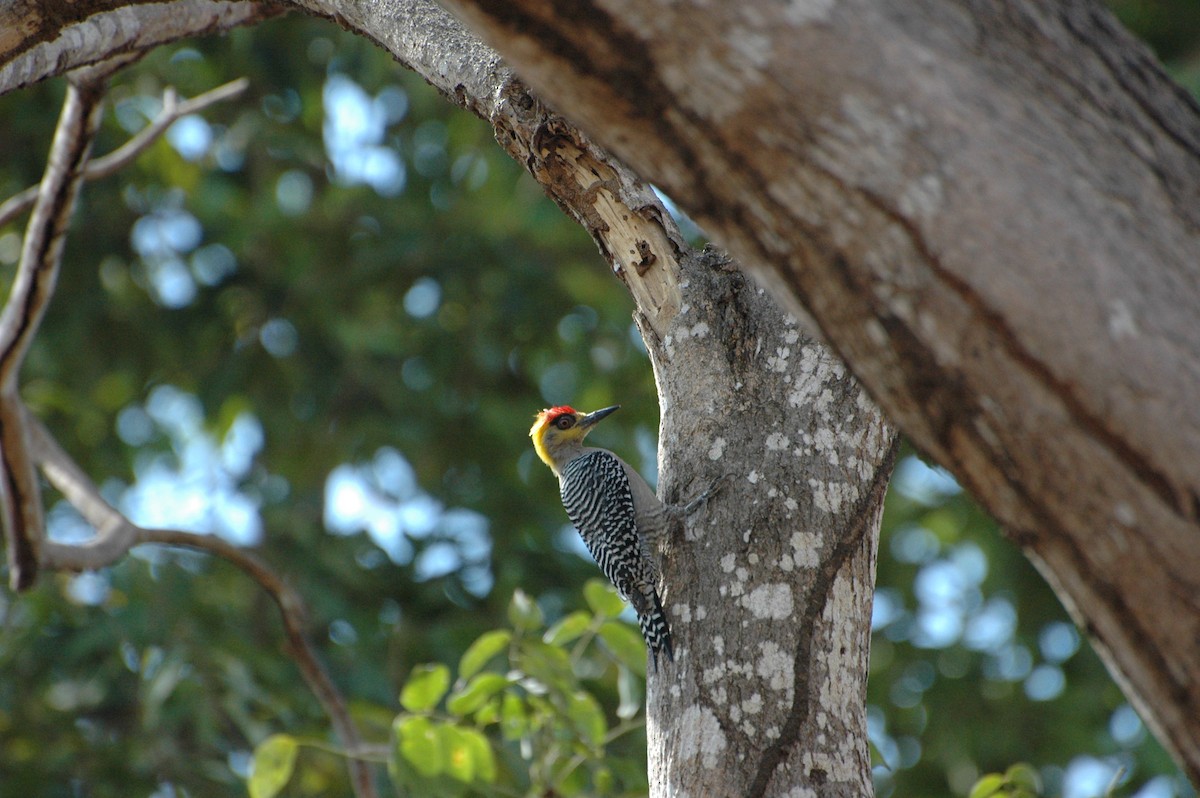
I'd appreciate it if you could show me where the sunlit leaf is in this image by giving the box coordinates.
[458,630,511,679]
[583,579,625,618]
[598,620,645,671]
[248,734,298,798]
[1004,764,1042,794]
[439,723,475,782]
[400,663,451,712]
[508,589,544,631]
[543,610,591,646]
[447,672,509,716]
[500,693,528,741]
[566,690,607,747]
[393,715,443,778]
[969,773,1008,798]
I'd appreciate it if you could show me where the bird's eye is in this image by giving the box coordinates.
[555,415,575,430]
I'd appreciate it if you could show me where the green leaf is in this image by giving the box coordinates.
[500,693,528,741]
[508,589,544,631]
[459,630,511,680]
[969,773,1008,798]
[566,690,607,747]
[459,727,497,783]
[516,641,575,691]
[616,664,642,720]
[1004,764,1042,794]
[447,673,510,717]
[439,724,476,783]
[598,620,646,671]
[393,715,444,778]
[543,610,592,646]
[248,734,298,798]
[400,664,451,712]
[583,579,626,618]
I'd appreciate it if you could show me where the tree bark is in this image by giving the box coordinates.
[418,0,1200,786]
[5,0,1200,790]
[1,1,897,795]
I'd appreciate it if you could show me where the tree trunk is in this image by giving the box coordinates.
[2,1,897,794]
[409,0,1200,785]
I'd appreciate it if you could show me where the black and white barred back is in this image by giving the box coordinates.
[559,450,673,670]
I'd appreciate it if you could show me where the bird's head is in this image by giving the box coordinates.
[529,404,619,472]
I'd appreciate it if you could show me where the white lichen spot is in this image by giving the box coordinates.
[784,0,836,24]
[784,497,799,512]
[808,479,860,514]
[720,553,737,573]
[757,641,794,696]
[767,346,792,372]
[735,567,749,582]
[748,552,760,565]
[898,172,944,219]
[708,437,727,461]
[743,583,794,619]
[780,554,794,572]
[695,605,708,620]
[784,329,800,344]
[748,470,760,484]
[791,530,821,568]
[678,705,728,769]
[1108,300,1138,340]
[743,693,763,715]
[766,431,790,451]
[690,321,711,339]
[674,603,693,623]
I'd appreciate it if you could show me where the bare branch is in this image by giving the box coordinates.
[0,68,109,590]
[28,409,378,798]
[0,1,281,97]
[0,77,250,229]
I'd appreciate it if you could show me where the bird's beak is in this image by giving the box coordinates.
[578,405,620,429]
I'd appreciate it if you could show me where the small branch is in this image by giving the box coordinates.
[0,77,250,229]
[0,70,107,389]
[135,529,380,798]
[0,67,109,590]
[27,409,377,798]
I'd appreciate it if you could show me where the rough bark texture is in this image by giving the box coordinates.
[422,0,1200,786]
[1,1,897,795]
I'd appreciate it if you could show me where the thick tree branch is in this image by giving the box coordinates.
[0,0,280,96]
[409,0,1200,784]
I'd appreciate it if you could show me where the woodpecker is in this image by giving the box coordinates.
[530,404,717,671]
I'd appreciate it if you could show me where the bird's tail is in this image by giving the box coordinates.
[637,589,674,672]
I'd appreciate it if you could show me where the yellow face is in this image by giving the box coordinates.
[530,406,583,469]
[529,405,620,470]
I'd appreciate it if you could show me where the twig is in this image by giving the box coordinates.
[28,410,378,798]
[0,77,250,229]
[0,68,108,590]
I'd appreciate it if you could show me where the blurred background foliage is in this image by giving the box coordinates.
[0,3,1196,797]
